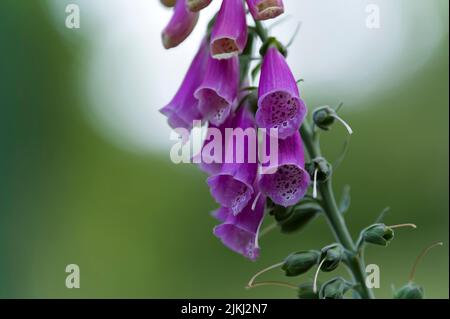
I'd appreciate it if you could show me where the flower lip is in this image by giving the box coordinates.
[259,131,309,206]
[259,163,310,207]
[213,189,266,261]
[195,87,233,126]
[256,89,307,139]
[160,39,208,130]
[258,6,284,20]
[211,206,229,222]
[208,174,255,215]
[247,0,285,21]
[213,223,261,261]
[194,54,239,126]
[159,106,188,129]
[211,37,240,60]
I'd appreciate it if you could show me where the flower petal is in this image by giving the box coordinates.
[246,0,284,21]
[162,0,199,49]
[160,39,208,130]
[256,47,307,139]
[213,190,266,260]
[195,55,239,126]
[207,107,258,214]
[259,131,310,207]
[210,0,248,59]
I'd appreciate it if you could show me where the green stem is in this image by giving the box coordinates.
[254,20,269,43]
[301,122,374,299]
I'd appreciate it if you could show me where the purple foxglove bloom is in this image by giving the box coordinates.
[210,0,248,59]
[187,0,212,12]
[213,191,266,260]
[246,0,284,20]
[160,40,208,130]
[162,0,199,49]
[207,107,258,215]
[258,131,310,207]
[194,55,239,126]
[256,47,307,139]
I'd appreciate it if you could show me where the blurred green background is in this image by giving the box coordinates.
[0,0,448,298]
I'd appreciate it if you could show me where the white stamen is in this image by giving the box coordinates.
[246,262,285,289]
[313,168,319,199]
[332,114,353,135]
[313,258,327,294]
[258,222,277,238]
[389,223,417,230]
[251,192,262,211]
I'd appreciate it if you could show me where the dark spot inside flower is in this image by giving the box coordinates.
[272,165,305,202]
[260,91,301,132]
[211,38,239,58]
[210,175,252,215]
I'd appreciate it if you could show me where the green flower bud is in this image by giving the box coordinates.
[259,37,287,57]
[393,282,424,299]
[362,223,395,246]
[320,244,345,272]
[282,250,321,277]
[306,157,333,183]
[313,105,353,135]
[319,277,353,299]
[273,200,322,234]
[298,282,320,299]
[313,106,336,131]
